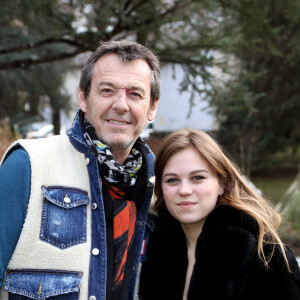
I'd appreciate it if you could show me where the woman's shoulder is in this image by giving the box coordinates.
[204,205,259,235]
[197,205,258,262]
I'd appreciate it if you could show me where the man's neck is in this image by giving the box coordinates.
[111,149,131,165]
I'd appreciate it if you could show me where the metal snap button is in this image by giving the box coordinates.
[92,248,99,256]
[64,194,71,204]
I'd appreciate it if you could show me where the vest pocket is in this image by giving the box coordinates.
[5,269,82,299]
[40,185,89,249]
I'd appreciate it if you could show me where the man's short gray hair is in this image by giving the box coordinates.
[79,40,160,105]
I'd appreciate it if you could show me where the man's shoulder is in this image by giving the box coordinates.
[0,146,31,196]
[17,134,69,153]
[1,135,72,168]
[19,134,68,146]
[1,146,30,169]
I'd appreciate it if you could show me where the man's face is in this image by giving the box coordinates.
[78,54,158,163]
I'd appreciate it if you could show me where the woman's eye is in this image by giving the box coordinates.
[193,175,204,181]
[166,178,178,184]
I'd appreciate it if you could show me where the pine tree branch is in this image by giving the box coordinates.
[0,48,86,70]
[0,36,85,55]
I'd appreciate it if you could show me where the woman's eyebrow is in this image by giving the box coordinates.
[163,169,209,178]
[190,169,209,175]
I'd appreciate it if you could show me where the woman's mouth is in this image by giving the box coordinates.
[178,201,196,209]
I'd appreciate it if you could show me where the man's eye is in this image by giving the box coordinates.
[128,91,143,101]
[100,88,114,96]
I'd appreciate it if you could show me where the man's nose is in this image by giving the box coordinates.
[112,88,129,112]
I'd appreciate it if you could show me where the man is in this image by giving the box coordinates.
[0,40,159,300]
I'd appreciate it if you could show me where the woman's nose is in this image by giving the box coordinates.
[178,182,193,196]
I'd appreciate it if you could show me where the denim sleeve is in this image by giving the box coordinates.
[0,147,30,288]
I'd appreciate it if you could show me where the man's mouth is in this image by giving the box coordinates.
[108,120,128,125]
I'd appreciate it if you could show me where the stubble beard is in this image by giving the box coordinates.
[98,131,136,155]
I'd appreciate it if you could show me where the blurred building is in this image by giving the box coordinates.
[62,59,217,134]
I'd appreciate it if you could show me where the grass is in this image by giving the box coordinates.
[252,172,300,247]
[250,147,300,205]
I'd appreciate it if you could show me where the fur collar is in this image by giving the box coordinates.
[189,205,258,299]
[139,205,300,300]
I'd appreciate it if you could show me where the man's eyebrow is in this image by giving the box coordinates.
[97,81,115,87]
[97,81,145,93]
[129,86,146,94]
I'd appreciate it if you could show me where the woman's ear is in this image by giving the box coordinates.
[218,180,225,196]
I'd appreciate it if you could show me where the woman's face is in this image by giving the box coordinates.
[161,147,224,231]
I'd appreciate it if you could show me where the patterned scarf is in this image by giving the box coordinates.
[104,182,137,294]
[80,117,143,298]
[81,118,142,188]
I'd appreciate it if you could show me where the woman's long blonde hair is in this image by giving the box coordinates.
[154,128,289,269]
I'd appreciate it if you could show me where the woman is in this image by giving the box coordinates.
[139,128,300,300]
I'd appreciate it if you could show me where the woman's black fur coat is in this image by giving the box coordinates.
[139,205,300,300]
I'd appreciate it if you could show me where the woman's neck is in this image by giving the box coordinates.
[181,222,203,300]
[181,221,204,249]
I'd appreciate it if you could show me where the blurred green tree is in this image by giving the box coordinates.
[0,0,223,135]
[0,0,72,134]
[0,0,299,169]
[213,0,300,174]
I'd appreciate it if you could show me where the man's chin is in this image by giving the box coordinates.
[104,138,135,152]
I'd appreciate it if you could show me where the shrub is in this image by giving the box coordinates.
[0,120,15,160]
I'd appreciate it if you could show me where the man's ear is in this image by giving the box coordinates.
[148,99,158,121]
[78,88,87,112]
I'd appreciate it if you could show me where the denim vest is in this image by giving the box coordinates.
[0,111,156,300]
